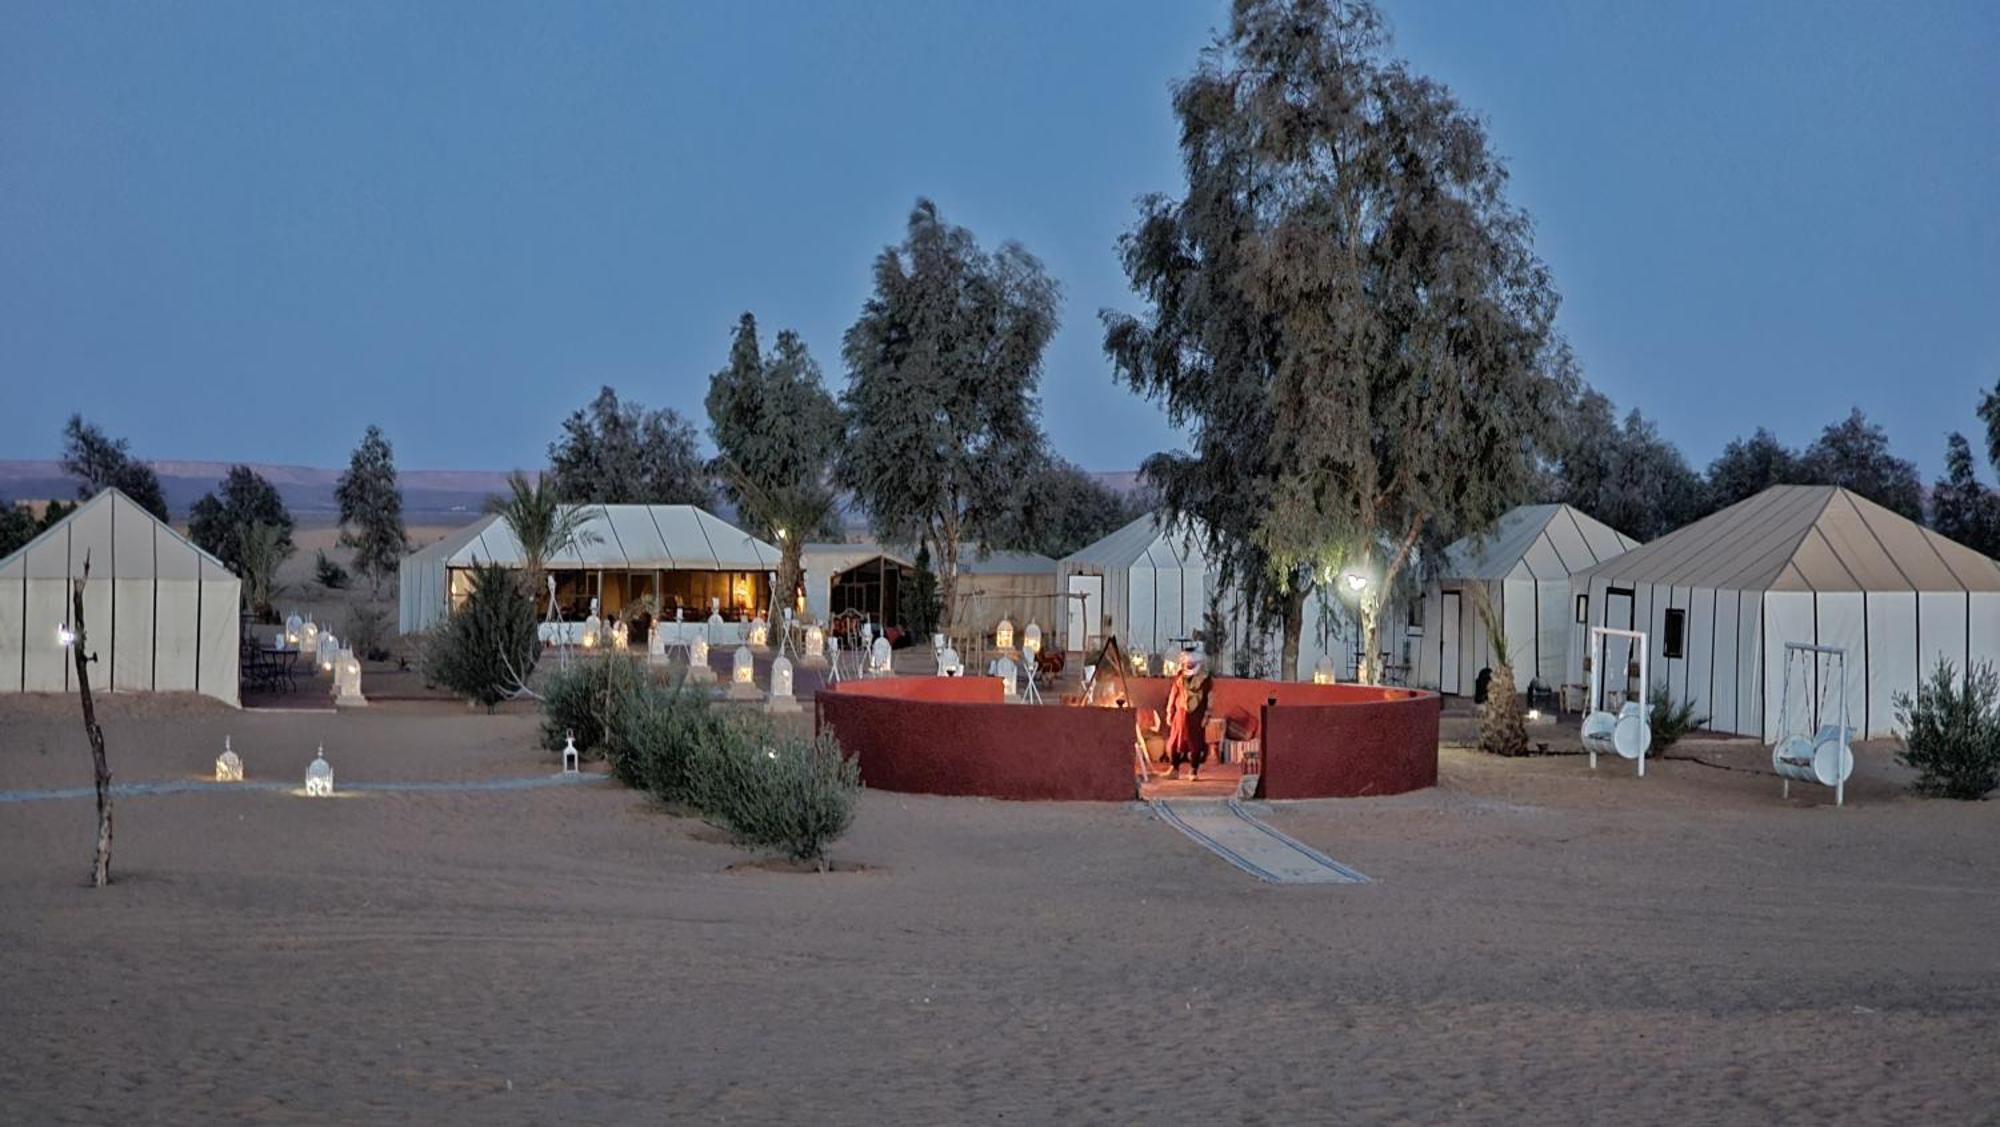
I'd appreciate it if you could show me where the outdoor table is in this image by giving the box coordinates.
[258,645,300,693]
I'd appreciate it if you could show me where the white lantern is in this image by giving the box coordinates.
[1312,656,1335,685]
[937,646,963,677]
[727,645,761,700]
[334,654,367,707]
[304,746,333,797]
[610,620,629,651]
[216,736,243,782]
[318,634,340,671]
[766,655,800,714]
[300,620,319,657]
[869,636,893,676]
[561,733,580,774]
[803,625,827,668]
[1160,652,1182,676]
[687,634,717,685]
[1132,651,1151,676]
[749,618,770,650]
[284,612,303,647]
[1023,623,1042,657]
[581,613,602,649]
[994,655,1019,699]
[995,618,1015,651]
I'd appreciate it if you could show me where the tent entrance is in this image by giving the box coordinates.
[831,556,915,631]
[1439,591,1462,695]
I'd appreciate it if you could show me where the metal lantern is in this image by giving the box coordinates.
[304,747,334,797]
[727,645,761,700]
[869,636,893,676]
[216,736,243,782]
[285,612,303,647]
[318,634,340,671]
[1131,651,1150,676]
[610,620,630,651]
[561,733,580,775]
[1023,623,1042,657]
[749,618,770,649]
[581,613,602,649]
[993,655,1019,699]
[1312,656,1335,685]
[300,620,320,657]
[995,618,1015,651]
[766,655,800,714]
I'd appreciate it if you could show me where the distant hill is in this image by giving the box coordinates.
[0,460,1148,526]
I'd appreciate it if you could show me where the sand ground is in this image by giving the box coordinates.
[2,694,1997,1124]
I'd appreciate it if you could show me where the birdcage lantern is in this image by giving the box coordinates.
[748,617,770,649]
[561,732,580,775]
[610,619,630,651]
[284,612,303,647]
[304,747,333,797]
[994,655,1019,699]
[869,635,894,676]
[216,736,243,782]
[1023,622,1042,657]
[300,620,320,657]
[995,618,1015,651]
[1312,656,1335,685]
[766,655,800,713]
[318,634,340,671]
[1131,650,1150,676]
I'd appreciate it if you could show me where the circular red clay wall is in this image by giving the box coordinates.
[816,675,1438,802]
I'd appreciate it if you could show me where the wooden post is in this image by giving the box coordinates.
[69,552,114,887]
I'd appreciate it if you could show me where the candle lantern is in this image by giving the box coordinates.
[995,618,1015,651]
[284,612,303,647]
[766,655,800,714]
[802,625,827,668]
[581,612,602,649]
[304,746,333,797]
[318,634,340,672]
[727,645,761,700]
[869,636,894,676]
[300,620,319,657]
[687,634,717,685]
[1131,651,1150,676]
[994,655,1019,699]
[1023,623,1042,658]
[937,646,963,677]
[334,653,368,707]
[561,733,581,774]
[610,620,630,651]
[1312,656,1335,685]
[216,736,244,782]
[748,617,770,651]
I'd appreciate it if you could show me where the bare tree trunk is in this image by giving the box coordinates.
[70,554,113,887]
[1280,585,1305,682]
[938,534,960,632]
[776,541,804,620]
[1358,598,1383,685]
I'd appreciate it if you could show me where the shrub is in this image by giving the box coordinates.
[540,656,645,759]
[1479,664,1528,756]
[695,729,861,867]
[1648,689,1709,753]
[421,563,539,710]
[1894,659,2000,800]
[314,549,350,590]
[346,603,393,662]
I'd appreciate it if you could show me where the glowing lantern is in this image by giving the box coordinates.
[766,655,800,714]
[860,621,875,651]
[300,620,319,657]
[285,613,303,647]
[1131,651,1150,676]
[993,655,1019,699]
[581,613,602,649]
[561,733,580,774]
[1160,652,1182,676]
[937,646,963,677]
[334,653,367,707]
[802,625,827,668]
[995,618,1015,651]
[1023,623,1042,657]
[749,617,770,650]
[727,645,761,700]
[318,634,340,671]
[216,736,243,782]
[869,636,893,676]
[687,634,717,685]
[57,624,76,648]
[304,746,333,797]
[610,620,629,651]
[1312,656,1335,685]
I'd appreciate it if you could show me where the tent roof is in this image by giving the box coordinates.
[1574,485,2000,593]
[1062,513,1209,571]
[413,505,778,571]
[0,487,231,580]
[962,549,1057,575]
[1439,504,1638,582]
[799,542,1054,575]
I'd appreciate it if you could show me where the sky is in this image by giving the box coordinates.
[2,1,1995,480]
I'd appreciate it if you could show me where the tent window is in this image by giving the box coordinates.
[1406,600,1422,630]
[1663,609,1686,659]
[1575,594,1588,624]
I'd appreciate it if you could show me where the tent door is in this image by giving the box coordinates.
[1602,587,1636,707]
[1440,591,1462,695]
[1067,574,1103,652]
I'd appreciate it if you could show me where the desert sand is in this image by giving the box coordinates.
[2,692,1997,1124]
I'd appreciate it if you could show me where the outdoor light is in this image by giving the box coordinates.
[1131,651,1150,676]
[304,746,333,797]
[285,612,303,647]
[1313,656,1335,685]
[869,636,894,676]
[748,618,769,649]
[687,634,717,685]
[1526,708,1544,723]
[56,624,76,648]
[995,618,1015,651]
[581,613,601,649]
[993,655,1019,699]
[803,624,827,667]
[301,620,319,657]
[610,620,630,651]
[936,645,963,677]
[561,732,580,775]
[334,655,366,707]
[767,655,800,713]
[1023,623,1042,657]
[728,645,761,700]
[1159,651,1182,676]
[319,638,340,673]
[1342,572,1369,593]
[216,736,243,782]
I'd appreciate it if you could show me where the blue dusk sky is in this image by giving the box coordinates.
[2,1,1994,478]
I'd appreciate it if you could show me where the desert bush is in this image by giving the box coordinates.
[422,562,539,710]
[314,549,350,590]
[1647,689,1709,753]
[542,656,636,758]
[345,603,393,662]
[1894,659,2000,800]
[694,728,861,866]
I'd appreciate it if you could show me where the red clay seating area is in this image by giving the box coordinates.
[816,675,1439,802]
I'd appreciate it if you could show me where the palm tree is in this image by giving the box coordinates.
[1469,585,1528,756]
[237,520,290,622]
[485,471,601,619]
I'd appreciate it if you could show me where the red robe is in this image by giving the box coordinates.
[1165,668,1212,768]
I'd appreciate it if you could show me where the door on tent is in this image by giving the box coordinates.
[1067,574,1103,653]
[1439,590,1462,695]
[1601,587,1636,707]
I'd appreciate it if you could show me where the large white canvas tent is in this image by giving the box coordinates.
[399,505,777,633]
[1058,515,1211,655]
[0,489,241,706]
[1569,485,2000,740]
[1415,504,1639,696]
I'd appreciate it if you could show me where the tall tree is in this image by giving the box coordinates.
[706,314,844,613]
[335,425,409,595]
[1799,407,1923,519]
[841,198,1058,629]
[990,459,1141,559]
[485,471,601,619]
[1706,428,1801,510]
[60,415,168,520]
[1548,391,1708,541]
[188,465,295,577]
[1105,0,1567,681]
[547,387,710,506]
[1931,433,2000,557]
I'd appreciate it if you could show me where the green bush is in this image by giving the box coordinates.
[540,656,650,759]
[1648,688,1709,753]
[421,563,539,710]
[346,602,393,662]
[700,730,861,866]
[1894,659,2000,800]
[314,549,350,590]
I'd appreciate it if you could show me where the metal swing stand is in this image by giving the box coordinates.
[1776,642,1851,808]
[1583,626,1651,777]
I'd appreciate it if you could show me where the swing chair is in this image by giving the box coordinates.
[1773,642,1854,806]
[1581,626,1652,776]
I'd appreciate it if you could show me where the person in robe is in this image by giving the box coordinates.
[1164,646,1212,780]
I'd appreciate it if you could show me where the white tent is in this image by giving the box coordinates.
[799,543,916,627]
[399,505,778,633]
[1415,504,1638,696]
[0,489,241,706]
[1058,515,1211,656]
[1569,485,2000,740]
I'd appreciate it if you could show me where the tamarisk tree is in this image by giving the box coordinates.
[841,199,1058,629]
[336,425,409,595]
[1105,0,1566,681]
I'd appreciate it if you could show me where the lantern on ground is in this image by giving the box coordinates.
[582,612,602,649]
[995,618,1015,651]
[749,617,770,651]
[860,621,875,651]
[1131,651,1150,676]
[766,655,800,714]
[1023,623,1042,658]
[318,634,340,672]
[727,645,761,700]
[993,655,1019,699]
[561,733,581,774]
[937,646,963,677]
[304,746,333,797]
[216,736,243,782]
[803,625,827,668]
[301,620,319,657]
[687,634,717,685]
[1160,651,1182,676]
[869,636,894,676]
[285,612,303,647]
[1313,656,1335,685]
[334,653,367,707]
[610,619,630,651]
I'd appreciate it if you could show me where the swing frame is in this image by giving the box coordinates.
[1777,642,1850,807]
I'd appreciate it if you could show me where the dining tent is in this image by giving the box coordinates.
[0,488,241,706]
[398,505,777,634]
[1058,514,1211,656]
[1414,504,1639,696]
[1568,485,2000,740]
